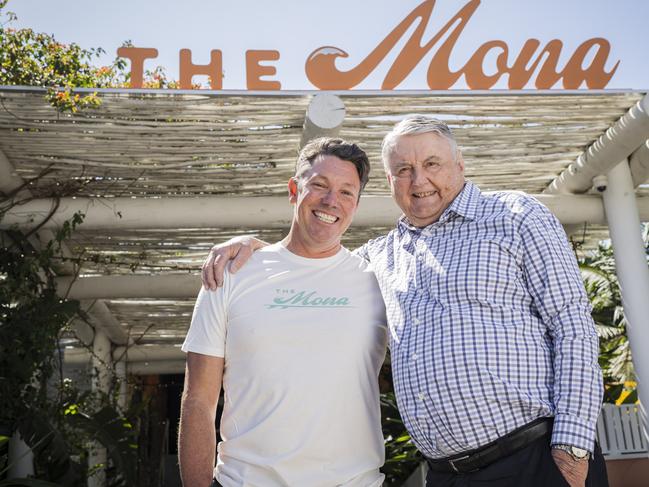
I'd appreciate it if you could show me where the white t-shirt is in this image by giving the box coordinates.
[182,243,388,487]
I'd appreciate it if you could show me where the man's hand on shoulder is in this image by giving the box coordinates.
[201,236,269,290]
[551,448,588,487]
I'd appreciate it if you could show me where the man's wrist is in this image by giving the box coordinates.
[550,413,598,454]
[552,444,591,461]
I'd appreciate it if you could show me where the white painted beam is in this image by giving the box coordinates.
[73,301,131,346]
[0,151,30,200]
[64,353,186,375]
[546,94,649,194]
[65,344,185,364]
[82,300,131,346]
[601,160,649,435]
[69,317,95,346]
[91,328,112,395]
[59,275,200,299]
[114,345,185,362]
[299,93,346,149]
[115,361,128,411]
[128,360,186,375]
[3,195,294,230]
[63,347,93,365]
[7,193,648,231]
[89,328,111,487]
[630,140,649,187]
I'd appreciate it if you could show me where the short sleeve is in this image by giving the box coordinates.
[181,275,230,358]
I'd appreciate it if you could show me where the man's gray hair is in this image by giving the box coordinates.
[381,116,458,170]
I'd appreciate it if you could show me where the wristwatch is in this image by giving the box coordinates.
[552,444,591,461]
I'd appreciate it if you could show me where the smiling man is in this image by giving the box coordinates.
[201,116,608,487]
[384,123,465,226]
[367,117,607,487]
[178,138,387,487]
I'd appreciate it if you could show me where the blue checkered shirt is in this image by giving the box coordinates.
[356,181,602,459]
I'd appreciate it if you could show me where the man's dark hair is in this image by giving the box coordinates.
[295,137,371,192]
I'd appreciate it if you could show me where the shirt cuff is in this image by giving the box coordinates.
[551,413,597,453]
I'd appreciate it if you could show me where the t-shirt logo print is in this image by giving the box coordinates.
[266,289,353,309]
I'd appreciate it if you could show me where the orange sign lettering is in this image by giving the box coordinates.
[304,0,619,90]
[119,0,619,90]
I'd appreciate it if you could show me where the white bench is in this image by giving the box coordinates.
[598,403,648,459]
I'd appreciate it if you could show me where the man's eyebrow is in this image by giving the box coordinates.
[341,182,359,190]
[392,156,441,166]
[423,155,443,163]
[392,160,412,168]
[311,174,359,190]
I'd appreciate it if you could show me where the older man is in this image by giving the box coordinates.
[179,138,387,487]
[203,117,607,487]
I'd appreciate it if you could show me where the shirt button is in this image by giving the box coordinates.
[413,317,421,325]
[411,353,418,361]
[418,393,425,402]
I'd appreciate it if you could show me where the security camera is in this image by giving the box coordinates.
[592,175,607,193]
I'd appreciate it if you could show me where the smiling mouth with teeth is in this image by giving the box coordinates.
[313,210,338,224]
[413,191,437,198]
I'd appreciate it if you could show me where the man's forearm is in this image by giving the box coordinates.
[549,305,602,452]
[178,399,217,486]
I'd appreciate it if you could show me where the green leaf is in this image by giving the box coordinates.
[17,414,84,485]
[68,406,137,486]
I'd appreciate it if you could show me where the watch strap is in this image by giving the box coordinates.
[552,444,591,461]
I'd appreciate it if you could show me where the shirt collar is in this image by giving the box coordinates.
[397,180,480,235]
[445,180,480,222]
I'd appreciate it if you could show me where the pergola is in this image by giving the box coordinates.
[2,85,649,415]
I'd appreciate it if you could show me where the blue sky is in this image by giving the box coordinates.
[6,0,648,90]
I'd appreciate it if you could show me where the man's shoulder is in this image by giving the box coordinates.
[338,246,378,274]
[340,248,373,272]
[336,248,384,300]
[481,189,538,206]
[478,190,549,220]
[359,229,397,254]
[257,242,284,253]
[224,242,284,280]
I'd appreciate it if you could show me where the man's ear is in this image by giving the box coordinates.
[456,151,465,173]
[288,178,298,203]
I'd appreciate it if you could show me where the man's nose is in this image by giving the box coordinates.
[321,190,338,206]
[411,167,428,185]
